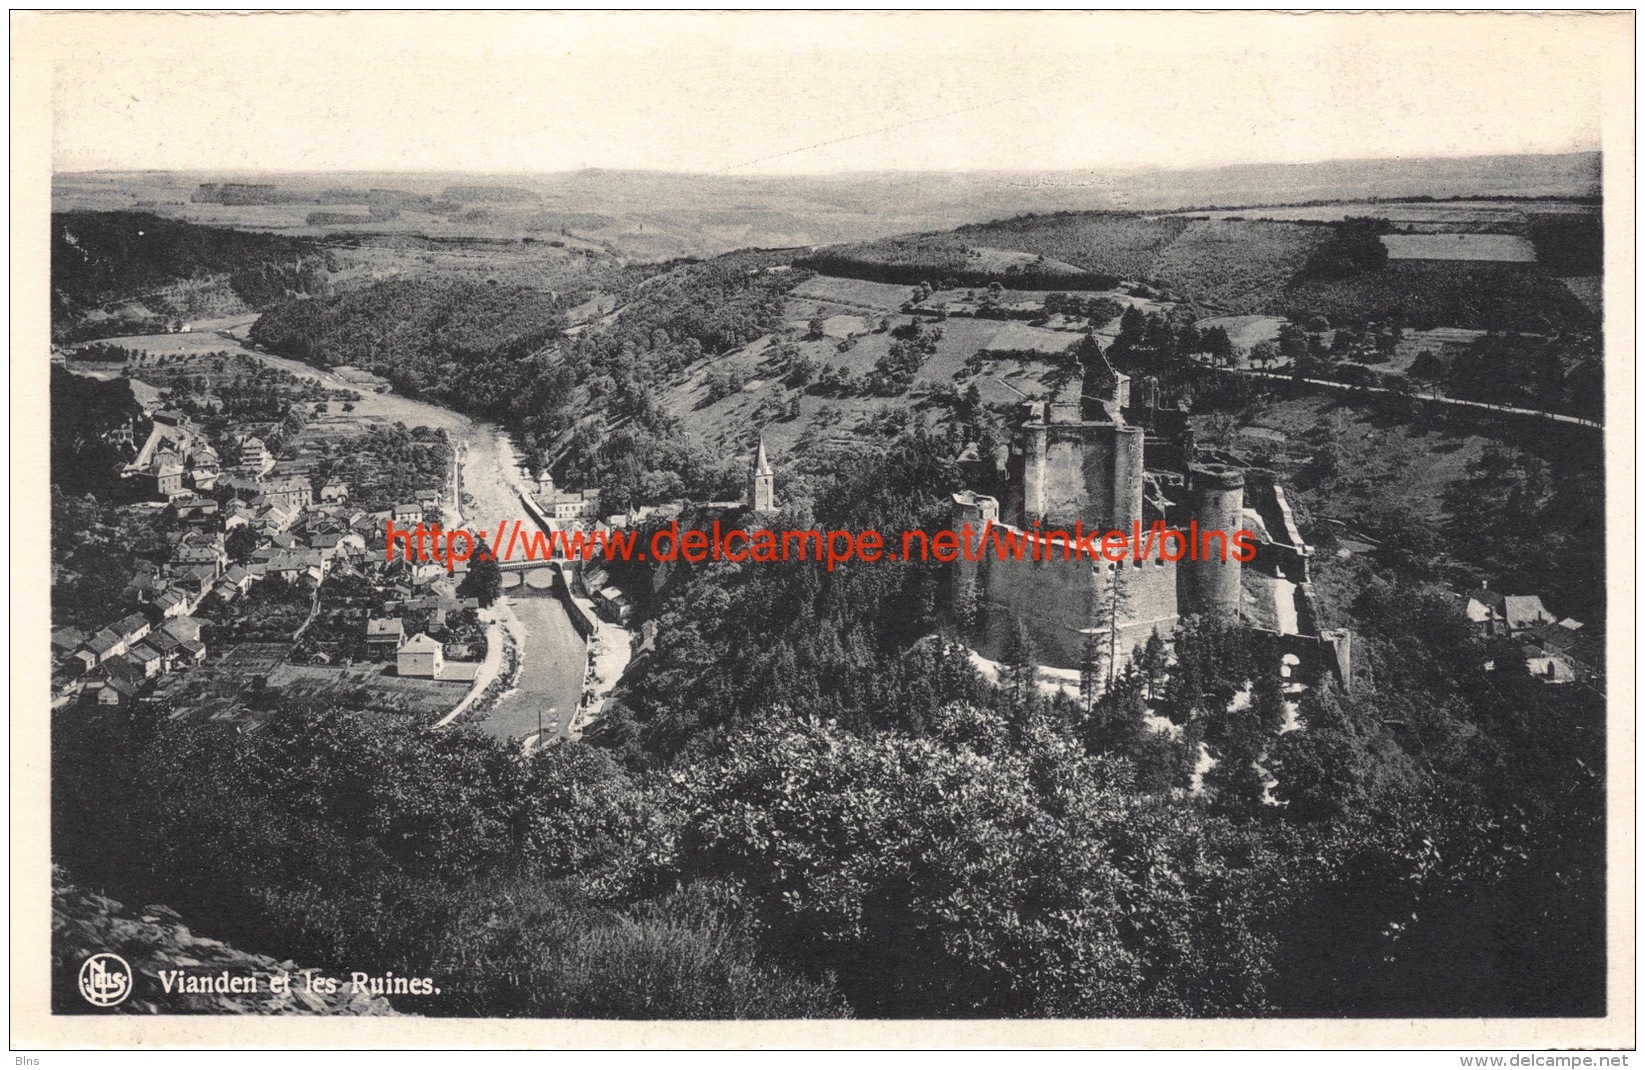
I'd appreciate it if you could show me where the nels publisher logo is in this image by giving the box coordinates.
[78,953,133,1008]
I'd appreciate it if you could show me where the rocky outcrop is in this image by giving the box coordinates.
[51,870,398,1015]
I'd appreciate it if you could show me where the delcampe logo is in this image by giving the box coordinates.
[77,953,132,1008]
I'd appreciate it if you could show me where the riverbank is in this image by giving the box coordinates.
[499,438,633,739]
[212,321,587,739]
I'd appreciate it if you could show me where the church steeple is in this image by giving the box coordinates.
[748,435,776,511]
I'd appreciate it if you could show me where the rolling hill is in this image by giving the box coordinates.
[53,151,1599,261]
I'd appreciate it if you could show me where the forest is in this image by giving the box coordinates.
[51,211,330,340]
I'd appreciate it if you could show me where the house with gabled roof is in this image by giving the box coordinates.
[52,626,88,659]
[397,632,444,678]
[1464,584,1555,637]
[125,642,164,678]
[93,675,141,707]
[366,617,404,658]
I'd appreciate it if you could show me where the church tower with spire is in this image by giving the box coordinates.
[747,436,775,512]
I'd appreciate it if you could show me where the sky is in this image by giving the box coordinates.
[38,10,1624,176]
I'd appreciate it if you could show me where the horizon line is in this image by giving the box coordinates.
[52,147,1603,181]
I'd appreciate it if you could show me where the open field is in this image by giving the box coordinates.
[819,313,870,338]
[663,312,1076,462]
[1177,199,1598,228]
[791,275,919,311]
[1195,314,1286,350]
[979,321,1082,355]
[1381,233,1537,262]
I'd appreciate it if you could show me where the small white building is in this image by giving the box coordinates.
[397,632,444,678]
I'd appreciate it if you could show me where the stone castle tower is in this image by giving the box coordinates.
[747,437,775,512]
[1183,464,1246,618]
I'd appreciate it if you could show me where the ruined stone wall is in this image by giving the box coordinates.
[972,543,1180,670]
[1020,423,1145,530]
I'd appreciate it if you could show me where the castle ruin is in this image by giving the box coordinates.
[954,336,1350,687]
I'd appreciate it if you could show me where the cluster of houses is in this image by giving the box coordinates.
[531,471,601,521]
[364,617,451,679]
[53,613,207,706]
[521,447,782,630]
[525,470,639,625]
[55,406,467,704]
[122,411,221,500]
[1463,582,1601,685]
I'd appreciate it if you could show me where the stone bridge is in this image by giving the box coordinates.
[497,558,561,593]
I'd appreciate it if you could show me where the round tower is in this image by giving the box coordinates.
[1185,464,1245,617]
[1112,425,1146,529]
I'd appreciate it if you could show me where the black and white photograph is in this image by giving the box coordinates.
[13,8,1634,1050]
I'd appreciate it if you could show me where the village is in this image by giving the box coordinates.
[47,345,654,741]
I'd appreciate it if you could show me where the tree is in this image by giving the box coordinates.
[806,316,827,340]
[1004,620,1040,728]
[1278,323,1308,359]
[954,576,981,636]
[1204,326,1236,367]
[458,537,503,607]
[1250,340,1280,369]
[650,716,1282,1016]
[1079,630,1104,712]
[1101,564,1136,690]
[1408,349,1446,386]
[1140,631,1168,703]
[225,525,259,565]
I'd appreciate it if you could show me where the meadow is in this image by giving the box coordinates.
[1381,233,1537,262]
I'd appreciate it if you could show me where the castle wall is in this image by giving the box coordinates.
[972,543,1180,671]
[1043,435,1094,524]
[1243,481,1311,581]
[1021,423,1145,531]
